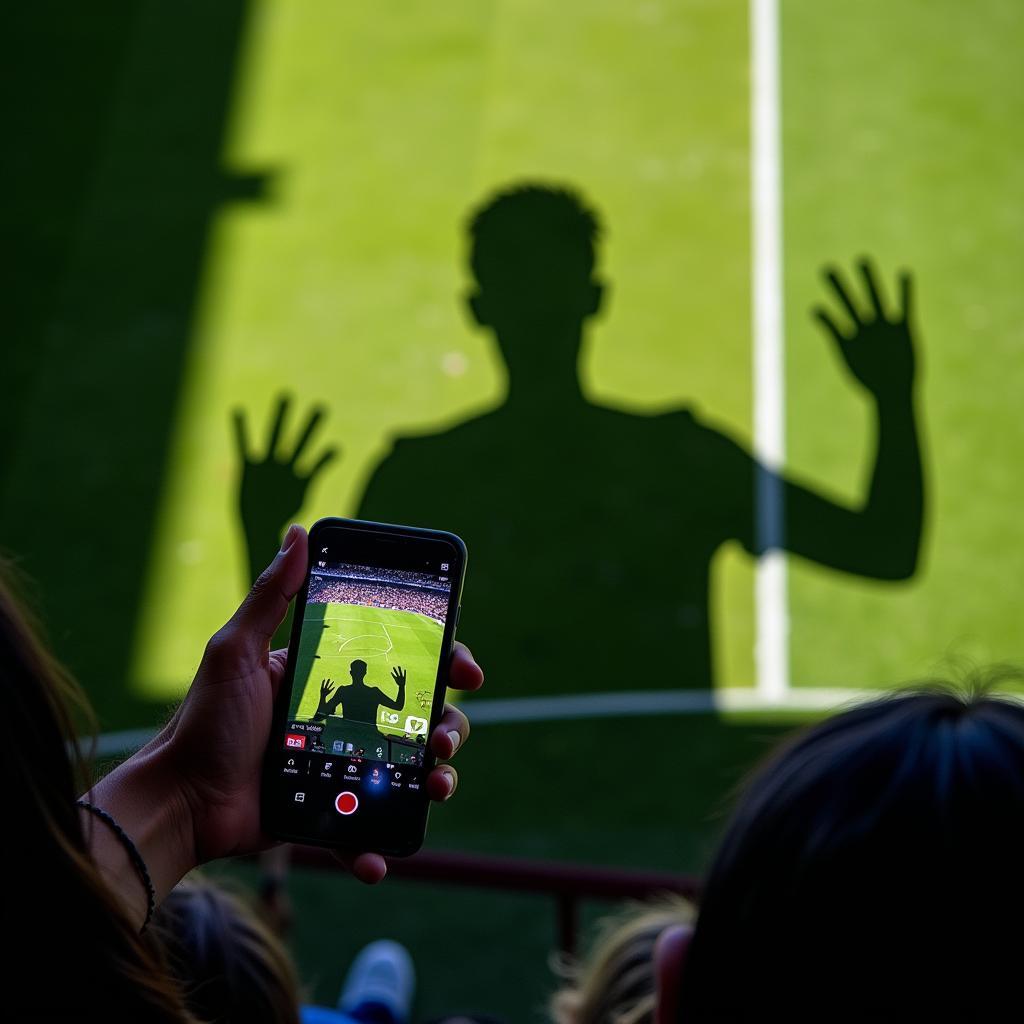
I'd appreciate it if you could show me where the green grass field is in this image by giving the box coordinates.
[7,2,1024,1020]
[84,0,1018,703]
[288,602,444,725]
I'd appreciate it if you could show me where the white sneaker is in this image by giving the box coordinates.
[337,939,416,1024]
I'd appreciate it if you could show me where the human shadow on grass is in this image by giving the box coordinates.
[229,184,925,699]
[353,184,926,697]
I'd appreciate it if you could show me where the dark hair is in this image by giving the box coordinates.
[0,559,195,1021]
[468,184,601,286]
[151,875,301,1024]
[678,685,1024,1019]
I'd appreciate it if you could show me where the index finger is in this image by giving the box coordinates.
[289,406,326,467]
[266,394,290,459]
[823,266,862,327]
[899,270,914,322]
[232,408,250,461]
[857,258,887,320]
[448,641,483,691]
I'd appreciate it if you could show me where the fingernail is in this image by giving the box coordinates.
[443,769,457,798]
[280,524,301,553]
[447,729,461,754]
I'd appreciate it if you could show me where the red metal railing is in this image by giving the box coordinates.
[289,846,699,955]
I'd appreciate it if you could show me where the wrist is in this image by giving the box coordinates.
[871,379,915,408]
[79,733,197,929]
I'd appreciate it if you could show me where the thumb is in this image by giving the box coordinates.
[268,649,290,700]
[231,524,308,642]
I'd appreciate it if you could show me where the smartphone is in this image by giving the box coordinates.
[261,516,467,856]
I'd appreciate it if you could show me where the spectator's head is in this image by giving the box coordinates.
[550,896,693,1024]
[656,685,1024,1020]
[467,184,604,370]
[350,658,368,683]
[151,875,301,1024]
[0,561,195,1020]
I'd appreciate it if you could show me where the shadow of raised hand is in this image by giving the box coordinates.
[813,258,916,401]
[232,393,339,589]
[315,677,337,718]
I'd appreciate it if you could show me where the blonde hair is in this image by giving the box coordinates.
[549,895,694,1024]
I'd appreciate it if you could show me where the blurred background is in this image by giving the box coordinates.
[4,1,1023,1018]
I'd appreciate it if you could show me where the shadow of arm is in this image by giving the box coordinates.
[774,391,924,580]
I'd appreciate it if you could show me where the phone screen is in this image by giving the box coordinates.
[262,519,464,855]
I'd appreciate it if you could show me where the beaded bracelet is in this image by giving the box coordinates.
[77,800,156,930]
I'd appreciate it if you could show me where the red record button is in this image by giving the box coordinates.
[335,791,359,816]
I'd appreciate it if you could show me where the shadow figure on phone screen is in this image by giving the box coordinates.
[314,661,407,725]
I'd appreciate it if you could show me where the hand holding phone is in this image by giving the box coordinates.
[137,523,480,890]
[261,517,470,857]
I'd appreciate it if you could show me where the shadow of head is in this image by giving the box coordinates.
[466,184,605,363]
[349,659,368,684]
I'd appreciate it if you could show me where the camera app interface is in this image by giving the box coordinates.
[275,540,454,833]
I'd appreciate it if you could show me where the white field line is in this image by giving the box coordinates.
[464,688,1024,724]
[751,0,789,703]
[97,689,1024,757]
[465,688,870,724]
[324,616,414,629]
[324,618,394,661]
[332,635,392,659]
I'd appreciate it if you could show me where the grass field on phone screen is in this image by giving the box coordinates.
[289,604,444,724]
